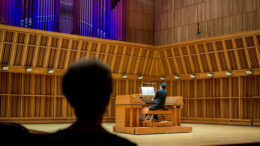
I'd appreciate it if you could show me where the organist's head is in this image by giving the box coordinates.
[62,58,113,122]
[160,83,167,89]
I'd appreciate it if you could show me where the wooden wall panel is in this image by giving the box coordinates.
[1,24,260,125]
[167,76,260,125]
[154,0,260,45]
[126,0,154,45]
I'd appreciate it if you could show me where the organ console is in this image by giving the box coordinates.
[114,94,192,134]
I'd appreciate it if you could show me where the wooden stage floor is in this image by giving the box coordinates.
[22,123,260,146]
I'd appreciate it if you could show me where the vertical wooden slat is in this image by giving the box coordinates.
[40,75,45,117]
[212,42,222,71]
[7,73,12,117]
[242,37,252,69]
[220,78,224,119]
[194,44,204,73]
[85,42,93,58]
[238,77,243,119]
[148,50,156,76]
[125,80,129,95]
[118,46,127,74]
[232,39,242,70]
[43,36,53,67]
[194,80,198,117]
[64,39,73,68]
[30,75,35,117]
[53,38,63,68]
[127,48,136,74]
[178,47,188,74]
[170,48,180,74]
[229,78,232,119]
[32,36,41,67]
[95,43,102,58]
[203,80,206,118]
[9,32,18,65]
[212,78,216,118]
[107,98,112,118]
[187,46,195,73]
[20,74,24,117]
[134,48,143,74]
[204,43,213,72]
[253,36,260,66]
[75,40,83,61]
[222,40,232,70]
[110,45,119,71]
[103,44,110,64]
[163,49,173,75]
[20,34,30,66]
[136,109,140,127]
[142,49,151,75]
[0,30,6,62]
[53,76,57,117]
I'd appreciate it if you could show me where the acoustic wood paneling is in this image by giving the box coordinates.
[154,0,260,45]
[166,76,260,125]
[1,24,260,125]
[157,30,260,77]
[126,0,154,45]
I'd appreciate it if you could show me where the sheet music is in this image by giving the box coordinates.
[141,87,155,95]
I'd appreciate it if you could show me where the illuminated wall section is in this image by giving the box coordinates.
[0,0,126,41]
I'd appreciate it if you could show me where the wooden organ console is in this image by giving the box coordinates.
[114,94,192,134]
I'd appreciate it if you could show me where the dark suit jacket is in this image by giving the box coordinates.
[150,89,167,110]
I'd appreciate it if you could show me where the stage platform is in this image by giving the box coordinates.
[22,123,260,146]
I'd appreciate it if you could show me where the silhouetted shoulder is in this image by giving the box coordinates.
[32,126,137,146]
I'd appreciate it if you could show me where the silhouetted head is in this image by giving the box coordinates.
[62,58,113,122]
[160,83,167,89]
